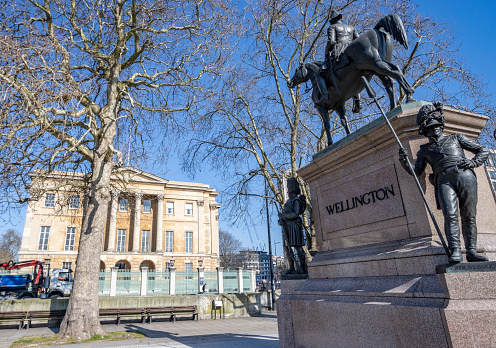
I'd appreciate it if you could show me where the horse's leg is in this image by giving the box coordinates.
[366,60,415,103]
[335,103,351,135]
[378,75,396,110]
[317,105,333,146]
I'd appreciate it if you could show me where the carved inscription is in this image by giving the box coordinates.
[318,165,405,233]
[326,185,395,215]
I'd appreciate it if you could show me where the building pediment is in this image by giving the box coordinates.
[112,167,169,186]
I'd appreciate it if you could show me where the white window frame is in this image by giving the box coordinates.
[69,195,80,209]
[141,230,150,252]
[45,193,55,208]
[119,198,128,212]
[62,262,72,270]
[165,231,174,253]
[143,200,151,213]
[185,231,193,253]
[166,201,174,215]
[185,202,193,216]
[64,227,76,251]
[185,262,193,279]
[117,229,126,252]
[38,226,50,251]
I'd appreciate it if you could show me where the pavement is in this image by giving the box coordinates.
[0,311,279,348]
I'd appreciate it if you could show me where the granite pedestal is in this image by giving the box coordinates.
[277,102,496,348]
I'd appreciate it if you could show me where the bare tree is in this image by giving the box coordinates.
[184,0,496,263]
[0,229,21,261]
[0,0,236,341]
[219,229,243,269]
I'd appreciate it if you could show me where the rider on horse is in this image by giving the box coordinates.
[316,10,361,112]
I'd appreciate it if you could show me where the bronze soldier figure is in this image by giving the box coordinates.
[278,177,307,273]
[315,10,361,112]
[399,102,489,263]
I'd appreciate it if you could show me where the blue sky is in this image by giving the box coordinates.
[2,1,496,256]
[417,0,496,104]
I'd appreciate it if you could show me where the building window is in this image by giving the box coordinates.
[143,200,151,213]
[62,262,72,270]
[164,262,170,271]
[185,262,193,279]
[141,230,150,252]
[493,182,496,191]
[69,195,80,209]
[117,229,126,252]
[185,232,193,253]
[165,231,174,252]
[185,202,193,216]
[119,198,128,212]
[166,201,174,214]
[65,227,76,251]
[38,226,50,251]
[45,193,55,208]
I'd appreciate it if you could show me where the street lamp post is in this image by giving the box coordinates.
[249,170,277,311]
[264,180,276,311]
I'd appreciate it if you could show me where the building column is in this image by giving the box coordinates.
[217,267,224,294]
[169,267,176,295]
[210,203,220,256]
[107,190,120,252]
[197,200,205,254]
[197,266,205,294]
[110,267,118,296]
[250,269,256,293]
[140,266,148,296]
[237,267,244,294]
[133,192,143,252]
[156,194,164,252]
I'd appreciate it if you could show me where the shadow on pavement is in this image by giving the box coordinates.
[124,323,279,347]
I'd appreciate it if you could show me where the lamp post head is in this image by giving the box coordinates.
[198,258,203,268]
[169,257,175,268]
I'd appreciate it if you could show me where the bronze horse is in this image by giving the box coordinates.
[288,14,415,146]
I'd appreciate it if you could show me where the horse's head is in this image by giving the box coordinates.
[287,63,309,89]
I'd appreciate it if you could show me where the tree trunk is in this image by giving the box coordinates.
[57,149,113,341]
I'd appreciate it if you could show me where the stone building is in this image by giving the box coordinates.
[18,167,220,272]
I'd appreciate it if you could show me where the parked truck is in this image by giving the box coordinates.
[0,260,73,299]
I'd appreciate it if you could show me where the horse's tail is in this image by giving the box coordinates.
[374,14,408,50]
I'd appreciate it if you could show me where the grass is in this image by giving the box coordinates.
[9,331,147,348]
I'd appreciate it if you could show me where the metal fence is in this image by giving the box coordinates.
[115,270,141,296]
[223,271,239,293]
[147,271,169,296]
[175,271,198,295]
[98,271,111,296]
[2,267,257,297]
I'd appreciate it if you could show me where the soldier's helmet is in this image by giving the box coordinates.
[417,101,445,135]
[287,177,301,195]
[329,10,343,24]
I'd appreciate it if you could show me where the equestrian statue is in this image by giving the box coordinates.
[288,12,415,146]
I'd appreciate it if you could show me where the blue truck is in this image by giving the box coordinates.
[0,260,73,299]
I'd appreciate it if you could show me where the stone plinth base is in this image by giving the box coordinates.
[277,102,496,347]
[278,262,496,347]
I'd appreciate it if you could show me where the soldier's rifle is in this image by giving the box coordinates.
[361,76,450,257]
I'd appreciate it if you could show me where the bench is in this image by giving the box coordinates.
[24,310,66,329]
[147,306,198,323]
[99,308,147,325]
[0,311,27,330]
[0,305,199,329]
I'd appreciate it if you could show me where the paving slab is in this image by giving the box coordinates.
[0,312,279,348]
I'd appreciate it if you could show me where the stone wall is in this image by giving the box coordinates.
[0,293,262,320]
